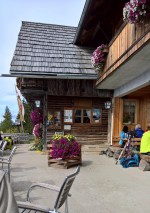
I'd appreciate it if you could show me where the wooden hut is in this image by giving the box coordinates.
[73,0,150,145]
[8,21,113,148]
[4,0,150,148]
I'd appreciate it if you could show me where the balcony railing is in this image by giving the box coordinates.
[102,18,150,77]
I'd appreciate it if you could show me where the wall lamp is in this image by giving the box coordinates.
[104,101,112,109]
[35,100,40,108]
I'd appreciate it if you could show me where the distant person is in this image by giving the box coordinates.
[140,124,150,154]
[119,125,128,147]
[0,133,2,141]
[135,124,144,138]
[3,136,13,150]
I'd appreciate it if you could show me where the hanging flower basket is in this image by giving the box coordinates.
[91,44,109,74]
[30,109,43,125]
[123,0,150,24]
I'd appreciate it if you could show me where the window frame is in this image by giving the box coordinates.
[74,108,102,125]
[47,110,62,129]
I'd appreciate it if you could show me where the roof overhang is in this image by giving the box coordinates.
[73,0,127,46]
[1,73,97,80]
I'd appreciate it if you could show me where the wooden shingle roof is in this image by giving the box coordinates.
[10,21,96,78]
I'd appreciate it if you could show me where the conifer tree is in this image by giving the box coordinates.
[1,106,13,132]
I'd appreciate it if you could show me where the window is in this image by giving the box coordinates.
[47,111,61,129]
[92,108,101,123]
[74,108,101,124]
[64,109,73,123]
[123,100,136,124]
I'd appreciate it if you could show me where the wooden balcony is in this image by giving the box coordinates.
[96,18,150,87]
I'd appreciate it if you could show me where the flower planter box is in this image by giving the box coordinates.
[48,144,82,169]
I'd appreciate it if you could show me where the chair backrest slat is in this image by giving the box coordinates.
[0,141,3,148]
[8,146,17,162]
[1,141,8,152]
[54,166,80,210]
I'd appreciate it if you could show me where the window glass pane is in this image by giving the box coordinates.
[123,101,136,123]
[75,110,81,116]
[54,111,61,126]
[93,109,101,123]
[75,117,81,123]
[83,109,91,123]
[75,109,82,123]
[83,117,90,123]
[47,112,53,126]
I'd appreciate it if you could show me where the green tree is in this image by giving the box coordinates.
[1,106,13,133]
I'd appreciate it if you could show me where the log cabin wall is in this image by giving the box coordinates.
[113,97,123,137]
[47,96,109,145]
[45,79,113,145]
[147,97,150,125]
[21,78,113,145]
[47,79,112,97]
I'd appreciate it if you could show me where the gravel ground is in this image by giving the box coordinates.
[8,144,150,213]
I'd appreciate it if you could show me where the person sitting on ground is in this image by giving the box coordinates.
[140,124,150,154]
[135,124,144,138]
[119,125,128,148]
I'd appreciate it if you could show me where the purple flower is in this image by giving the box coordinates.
[30,109,43,125]
[33,123,42,137]
[91,44,108,71]
[50,136,80,159]
[123,0,149,23]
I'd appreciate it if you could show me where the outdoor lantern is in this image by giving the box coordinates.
[104,101,111,109]
[35,100,40,108]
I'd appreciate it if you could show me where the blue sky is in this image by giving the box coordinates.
[0,0,86,122]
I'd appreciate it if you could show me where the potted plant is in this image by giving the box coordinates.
[30,109,43,151]
[50,134,81,160]
[123,0,150,24]
[91,44,108,74]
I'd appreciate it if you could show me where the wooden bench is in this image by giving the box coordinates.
[112,136,141,147]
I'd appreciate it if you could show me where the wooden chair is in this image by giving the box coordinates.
[18,166,80,213]
[0,146,17,182]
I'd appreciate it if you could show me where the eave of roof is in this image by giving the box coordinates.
[2,73,97,80]
[73,0,92,44]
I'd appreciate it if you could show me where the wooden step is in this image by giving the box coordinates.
[82,144,109,153]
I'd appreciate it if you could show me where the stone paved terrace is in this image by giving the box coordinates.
[7,144,150,213]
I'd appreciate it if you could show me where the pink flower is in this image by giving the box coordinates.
[123,0,149,23]
[50,136,80,159]
[30,109,43,125]
[91,44,108,71]
[33,123,42,137]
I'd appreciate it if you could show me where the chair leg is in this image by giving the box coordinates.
[65,198,69,213]
[8,164,10,182]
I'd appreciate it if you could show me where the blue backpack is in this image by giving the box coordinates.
[120,154,139,168]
